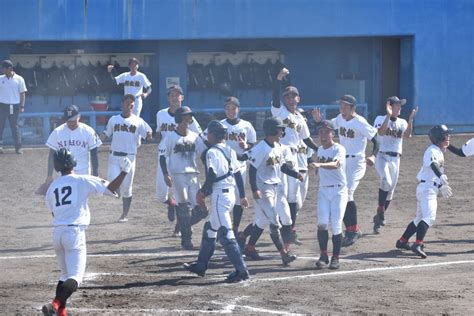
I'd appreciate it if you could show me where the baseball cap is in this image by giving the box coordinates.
[63,105,80,121]
[338,94,357,106]
[386,96,407,106]
[168,85,184,95]
[224,96,240,107]
[282,86,299,97]
[1,60,13,68]
[318,120,336,131]
[128,57,140,65]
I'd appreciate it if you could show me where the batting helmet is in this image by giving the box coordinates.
[54,148,77,172]
[175,106,193,124]
[207,120,227,141]
[428,125,452,145]
[263,117,287,136]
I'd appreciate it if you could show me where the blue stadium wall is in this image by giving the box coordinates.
[0,0,473,133]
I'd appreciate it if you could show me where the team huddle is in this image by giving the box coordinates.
[38,63,474,316]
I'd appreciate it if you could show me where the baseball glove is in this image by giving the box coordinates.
[196,191,208,212]
[35,178,53,196]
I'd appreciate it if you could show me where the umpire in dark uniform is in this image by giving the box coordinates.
[0,60,27,154]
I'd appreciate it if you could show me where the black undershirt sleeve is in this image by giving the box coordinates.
[249,165,258,192]
[303,137,318,151]
[90,148,99,176]
[370,136,379,156]
[159,155,168,176]
[430,162,443,178]
[281,162,300,179]
[201,167,217,196]
[234,171,246,199]
[447,144,466,157]
[272,78,282,109]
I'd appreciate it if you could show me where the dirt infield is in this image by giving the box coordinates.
[1,134,473,315]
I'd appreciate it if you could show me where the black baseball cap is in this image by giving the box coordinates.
[282,86,299,97]
[168,85,184,95]
[64,105,80,121]
[318,120,336,131]
[338,94,357,106]
[1,60,13,68]
[386,96,407,106]
[224,96,240,107]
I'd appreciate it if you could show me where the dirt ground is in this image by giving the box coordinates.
[1,134,473,315]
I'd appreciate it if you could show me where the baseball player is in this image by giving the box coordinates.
[42,148,131,316]
[447,137,474,158]
[313,120,347,270]
[272,67,319,245]
[243,117,304,265]
[396,125,453,258]
[159,106,207,250]
[155,85,202,234]
[202,96,256,236]
[184,120,250,283]
[313,95,378,247]
[101,94,152,222]
[372,97,417,234]
[36,105,102,195]
[107,57,152,117]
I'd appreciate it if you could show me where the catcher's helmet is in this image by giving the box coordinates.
[263,117,287,136]
[207,120,227,141]
[428,124,452,145]
[54,148,77,172]
[175,106,193,124]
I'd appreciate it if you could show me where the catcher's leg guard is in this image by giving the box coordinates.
[177,203,193,249]
[197,222,217,266]
[217,226,247,274]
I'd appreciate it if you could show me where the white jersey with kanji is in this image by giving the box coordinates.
[374,115,408,154]
[271,105,310,148]
[104,114,152,154]
[248,140,284,185]
[296,140,309,171]
[159,130,206,174]
[332,114,377,156]
[205,143,239,189]
[46,174,112,226]
[114,71,151,115]
[156,107,202,138]
[462,138,474,157]
[416,144,445,183]
[46,123,102,175]
[317,143,347,187]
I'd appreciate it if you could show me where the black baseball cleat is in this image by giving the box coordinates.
[329,257,340,270]
[225,269,250,283]
[281,251,297,266]
[373,214,384,234]
[183,262,206,277]
[244,247,264,261]
[411,243,427,259]
[315,254,329,269]
[396,240,411,250]
[342,230,362,247]
[42,303,55,316]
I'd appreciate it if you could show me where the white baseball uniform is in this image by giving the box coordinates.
[316,143,348,235]
[46,123,102,175]
[461,138,474,157]
[275,143,294,226]
[414,144,445,227]
[155,108,202,203]
[45,174,117,284]
[331,114,377,201]
[103,114,151,197]
[205,143,240,239]
[114,71,151,116]
[373,115,408,200]
[271,104,311,204]
[202,118,256,206]
[248,140,284,229]
[159,130,206,205]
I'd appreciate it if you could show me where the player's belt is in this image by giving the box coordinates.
[110,151,134,156]
[67,224,79,227]
[321,184,343,188]
[345,155,357,158]
[419,180,442,188]
[221,188,229,193]
[380,151,401,157]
